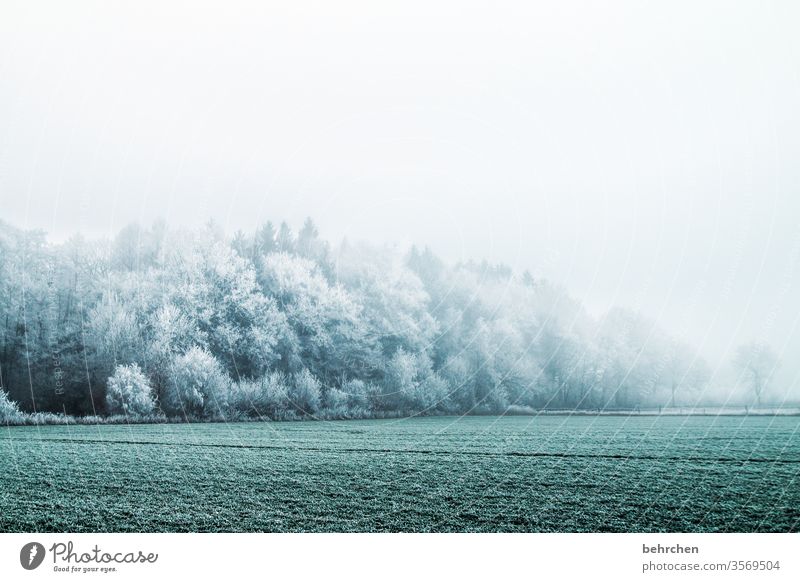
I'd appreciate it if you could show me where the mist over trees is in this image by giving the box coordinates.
[0,217,771,423]
[735,342,780,407]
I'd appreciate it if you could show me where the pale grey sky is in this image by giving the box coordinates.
[1,1,799,389]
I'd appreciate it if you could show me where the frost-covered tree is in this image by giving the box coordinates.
[163,347,231,418]
[336,242,438,357]
[339,378,373,411]
[0,390,25,424]
[290,368,322,415]
[88,292,140,374]
[296,218,330,268]
[255,222,277,256]
[0,217,726,421]
[258,252,373,382]
[111,222,164,272]
[167,234,289,378]
[276,221,294,253]
[106,364,156,416]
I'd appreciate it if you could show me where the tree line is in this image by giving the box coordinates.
[0,218,775,423]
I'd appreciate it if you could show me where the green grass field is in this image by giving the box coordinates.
[1,415,797,532]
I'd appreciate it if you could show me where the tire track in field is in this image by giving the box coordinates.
[3,436,798,464]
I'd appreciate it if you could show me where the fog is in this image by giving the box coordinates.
[1,1,799,394]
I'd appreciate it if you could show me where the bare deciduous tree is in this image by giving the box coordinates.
[735,342,779,406]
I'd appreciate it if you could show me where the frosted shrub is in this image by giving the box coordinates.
[341,378,370,409]
[384,348,433,410]
[419,373,451,412]
[324,387,349,417]
[0,390,25,424]
[163,347,231,419]
[229,379,261,415]
[261,371,291,415]
[106,363,155,416]
[230,371,290,418]
[290,369,321,415]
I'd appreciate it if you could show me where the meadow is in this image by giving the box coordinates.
[1,415,797,532]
